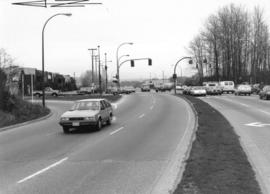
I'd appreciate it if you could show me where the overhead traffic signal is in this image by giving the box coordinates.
[173,73,177,79]
[148,59,152,66]
[130,60,135,67]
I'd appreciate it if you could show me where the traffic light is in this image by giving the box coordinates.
[188,59,193,64]
[148,59,152,66]
[130,60,135,67]
[112,78,118,83]
[173,73,177,79]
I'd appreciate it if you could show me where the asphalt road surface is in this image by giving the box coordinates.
[201,94,270,193]
[0,92,194,194]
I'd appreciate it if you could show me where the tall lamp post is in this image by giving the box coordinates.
[42,13,72,107]
[173,57,193,95]
[116,42,133,89]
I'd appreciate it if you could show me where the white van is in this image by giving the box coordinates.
[219,81,235,93]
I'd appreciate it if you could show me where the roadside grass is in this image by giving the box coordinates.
[174,95,261,194]
[25,94,122,102]
[0,97,50,129]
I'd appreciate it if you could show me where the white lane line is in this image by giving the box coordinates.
[110,127,124,135]
[259,110,270,116]
[138,113,145,119]
[239,103,250,107]
[17,157,68,184]
[150,105,154,110]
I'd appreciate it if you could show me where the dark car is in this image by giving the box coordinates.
[259,85,270,100]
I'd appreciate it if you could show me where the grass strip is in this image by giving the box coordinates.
[174,95,261,194]
[25,94,122,102]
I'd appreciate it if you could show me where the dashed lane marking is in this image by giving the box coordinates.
[110,127,124,135]
[138,114,145,119]
[17,157,68,184]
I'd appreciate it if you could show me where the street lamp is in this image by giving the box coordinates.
[173,57,193,95]
[116,42,133,89]
[42,13,72,108]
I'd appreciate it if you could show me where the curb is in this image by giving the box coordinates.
[150,94,198,194]
[0,110,53,133]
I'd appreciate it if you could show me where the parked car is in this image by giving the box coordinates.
[251,84,261,94]
[183,86,191,95]
[33,87,60,97]
[120,86,136,94]
[234,85,252,96]
[59,99,113,133]
[219,81,235,93]
[203,82,222,95]
[141,84,151,92]
[259,85,270,100]
[190,86,207,96]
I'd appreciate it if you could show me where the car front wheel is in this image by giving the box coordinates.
[63,127,70,134]
[96,119,102,131]
[107,114,112,125]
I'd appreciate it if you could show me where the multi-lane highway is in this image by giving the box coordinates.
[0,92,195,194]
[201,94,270,193]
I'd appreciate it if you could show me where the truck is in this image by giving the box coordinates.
[33,87,60,97]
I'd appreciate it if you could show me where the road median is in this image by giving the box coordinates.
[174,94,261,194]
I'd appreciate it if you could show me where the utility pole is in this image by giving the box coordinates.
[98,46,102,96]
[88,48,97,85]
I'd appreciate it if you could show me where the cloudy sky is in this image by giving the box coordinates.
[1,0,270,81]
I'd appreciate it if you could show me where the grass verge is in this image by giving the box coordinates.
[174,94,261,194]
[25,94,122,102]
[0,97,50,129]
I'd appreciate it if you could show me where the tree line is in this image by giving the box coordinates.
[189,4,270,85]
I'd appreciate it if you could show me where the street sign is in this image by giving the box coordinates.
[245,122,270,128]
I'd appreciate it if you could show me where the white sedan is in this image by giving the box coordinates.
[190,87,207,96]
[59,99,113,133]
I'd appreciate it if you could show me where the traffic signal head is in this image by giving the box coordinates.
[173,73,177,79]
[131,60,135,67]
[148,59,152,66]
[113,78,118,83]
[188,59,193,64]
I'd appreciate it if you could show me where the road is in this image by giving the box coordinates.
[201,94,270,193]
[0,92,195,194]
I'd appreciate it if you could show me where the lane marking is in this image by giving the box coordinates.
[138,114,145,118]
[110,127,124,135]
[150,105,154,110]
[239,103,250,107]
[17,157,68,184]
[259,110,270,116]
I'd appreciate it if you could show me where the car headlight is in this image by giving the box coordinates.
[84,117,96,121]
[61,117,69,121]
[267,91,270,95]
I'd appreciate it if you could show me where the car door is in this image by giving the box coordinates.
[100,101,109,121]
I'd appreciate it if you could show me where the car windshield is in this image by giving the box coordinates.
[70,101,100,111]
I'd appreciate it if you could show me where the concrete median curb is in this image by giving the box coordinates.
[0,110,53,133]
[150,94,198,194]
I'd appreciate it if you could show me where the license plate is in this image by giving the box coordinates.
[72,122,80,126]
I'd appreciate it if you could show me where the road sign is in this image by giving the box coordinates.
[245,122,270,128]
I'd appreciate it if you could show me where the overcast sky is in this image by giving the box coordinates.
[1,0,270,81]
